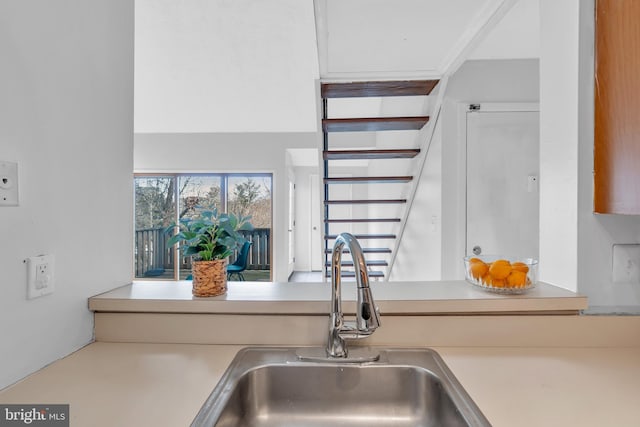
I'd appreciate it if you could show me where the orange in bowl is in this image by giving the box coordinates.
[488,259,511,280]
[488,277,505,288]
[507,271,527,288]
[469,259,489,280]
[512,262,530,274]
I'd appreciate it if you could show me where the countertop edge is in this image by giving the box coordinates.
[88,280,588,315]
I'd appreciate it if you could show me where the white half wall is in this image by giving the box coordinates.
[134,132,318,282]
[0,0,133,389]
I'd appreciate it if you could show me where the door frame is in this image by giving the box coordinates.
[309,174,322,271]
[287,179,296,278]
[446,102,540,279]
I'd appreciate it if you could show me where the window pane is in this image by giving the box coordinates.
[176,175,223,279]
[133,174,273,282]
[228,175,272,281]
[178,175,222,220]
[227,175,272,227]
[134,176,175,279]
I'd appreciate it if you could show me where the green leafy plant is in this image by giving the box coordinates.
[165,209,253,261]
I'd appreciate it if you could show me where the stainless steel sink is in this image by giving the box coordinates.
[192,347,491,427]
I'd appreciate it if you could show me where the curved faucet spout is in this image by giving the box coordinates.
[328,233,381,358]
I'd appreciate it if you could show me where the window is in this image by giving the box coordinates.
[134,173,272,281]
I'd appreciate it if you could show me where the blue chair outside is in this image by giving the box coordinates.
[227,241,252,281]
[143,268,165,277]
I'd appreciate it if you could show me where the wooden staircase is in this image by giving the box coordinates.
[321,80,439,280]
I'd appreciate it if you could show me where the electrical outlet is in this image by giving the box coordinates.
[612,244,640,284]
[27,254,55,299]
[0,161,19,206]
[35,263,49,287]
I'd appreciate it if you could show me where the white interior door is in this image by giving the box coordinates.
[310,174,322,271]
[288,180,295,276]
[466,109,540,259]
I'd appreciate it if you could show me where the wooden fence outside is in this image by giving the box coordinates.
[135,227,271,277]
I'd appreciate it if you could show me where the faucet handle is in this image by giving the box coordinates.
[362,302,372,320]
[356,301,380,334]
[356,283,381,332]
[365,303,381,331]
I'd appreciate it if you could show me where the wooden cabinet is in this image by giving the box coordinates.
[594,0,640,214]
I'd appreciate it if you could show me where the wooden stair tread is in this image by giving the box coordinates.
[326,260,388,267]
[325,234,395,240]
[325,247,392,254]
[325,218,401,223]
[325,176,412,184]
[325,199,407,205]
[323,117,429,132]
[325,270,385,278]
[321,80,439,98]
[324,149,420,160]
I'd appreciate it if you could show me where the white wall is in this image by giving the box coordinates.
[390,121,443,281]
[469,0,540,60]
[391,59,539,281]
[574,0,640,313]
[446,59,541,102]
[134,0,319,133]
[442,59,540,280]
[538,0,580,292]
[0,0,133,389]
[134,133,317,282]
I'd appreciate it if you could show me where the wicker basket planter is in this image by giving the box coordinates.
[192,258,228,297]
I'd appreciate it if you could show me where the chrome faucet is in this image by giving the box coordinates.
[327,233,381,358]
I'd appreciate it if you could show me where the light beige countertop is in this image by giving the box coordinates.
[89,280,587,314]
[1,342,639,427]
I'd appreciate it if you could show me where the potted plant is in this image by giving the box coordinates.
[165,209,253,297]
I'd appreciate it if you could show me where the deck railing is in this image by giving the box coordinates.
[135,227,271,277]
[134,228,173,277]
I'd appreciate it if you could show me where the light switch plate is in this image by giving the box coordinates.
[0,161,19,206]
[27,254,55,299]
[612,244,640,284]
